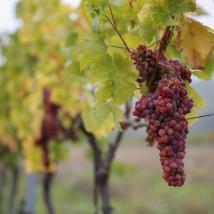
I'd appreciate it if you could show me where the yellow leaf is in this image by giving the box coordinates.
[186,84,206,109]
[176,17,214,69]
[23,140,57,173]
[186,84,206,127]
[187,109,198,127]
[94,116,115,139]
[137,3,152,23]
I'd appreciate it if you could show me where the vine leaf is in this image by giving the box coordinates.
[164,0,196,18]
[108,33,143,52]
[138,3,170,42]
[193,53,214,80]
[186,84,206,126]
[79,33,107,70]
[82,102,123,138]
[137,0,196,42]
[176,17,214,69]
[187,85,206,109]
[88,52,137,104]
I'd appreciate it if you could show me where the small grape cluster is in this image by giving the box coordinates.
[131,45,157,83]
[35,89,61,167]
[132,45,193,187]
[36,89,78,168]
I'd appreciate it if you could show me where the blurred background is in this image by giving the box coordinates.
[0,0,214,214]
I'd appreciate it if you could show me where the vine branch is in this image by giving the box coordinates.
[147,26,173,91]
[107,0,116,27]
[104,1,131,53]
[79,121,102,214]
[107,44,127,50]
[105,131,124,170]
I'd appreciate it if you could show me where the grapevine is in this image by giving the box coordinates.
[0,0,214,213]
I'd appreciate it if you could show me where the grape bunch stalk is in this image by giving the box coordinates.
[132,45,193,187]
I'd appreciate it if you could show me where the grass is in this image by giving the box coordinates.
[1,143,214,214]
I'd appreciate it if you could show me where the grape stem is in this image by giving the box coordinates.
[147,40,160,49]
[107,44,127,50]
[104,1,131,53]
[147,26,173,91]
[107,0,116,28]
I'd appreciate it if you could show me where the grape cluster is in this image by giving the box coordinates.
[132,45,193,187]
[36,89,78,168]
[35,89,61,167]
[131,45,191,84]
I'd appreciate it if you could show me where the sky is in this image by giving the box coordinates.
[0,0,214,33]
[0,0,81,33]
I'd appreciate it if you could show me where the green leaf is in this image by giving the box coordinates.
[152,3,173,25]
[82,105,98,133]
[138,4,158,43]
[79,33,107,70]
[88,53,137,104]
[138,0,196,42]
[165,0,196,18]
[65,31,78,47]
[82,101,123,137]
[140,17,157,43]
[107,32,143,55]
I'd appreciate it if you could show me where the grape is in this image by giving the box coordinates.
[132,45,193,187]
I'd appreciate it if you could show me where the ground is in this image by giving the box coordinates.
[2,142,214,214]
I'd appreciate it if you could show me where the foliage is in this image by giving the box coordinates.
[79,0,214,137]
[0,0,84,172]
[0,0,214,211]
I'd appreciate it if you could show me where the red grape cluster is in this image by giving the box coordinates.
[36,89,78,168]
[35,89,61,167]
[132,45,193,187]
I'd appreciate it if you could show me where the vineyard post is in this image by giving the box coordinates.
[42,172,55,214]
[0,167,6,213]
[24,173,38,214]
[8,166,19,214]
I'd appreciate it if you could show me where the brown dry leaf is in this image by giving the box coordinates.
[176,16,214,69]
